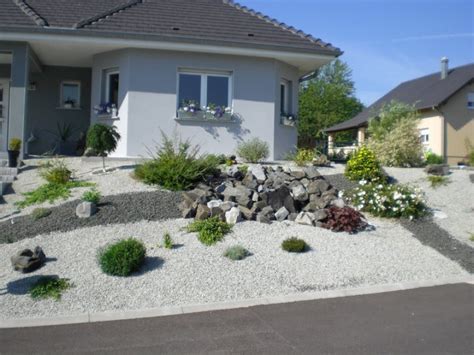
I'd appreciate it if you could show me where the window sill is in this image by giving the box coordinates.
[174,117,236,124]
[56,106,82,110]
[176,110,235,123]
[97,114,120,121]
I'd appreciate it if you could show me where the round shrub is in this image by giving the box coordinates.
[294,148,315,166]
[82,188,101,204]
[187,217,232,246]
[86,124,121,170]
[99,238,146,276]
[345,146,385,182]
[321,206,368,234]
[224,245,249,261]
[236,137,269,163]
[39,159,72,184]
[425,152,444,165]
[281,237,308,253]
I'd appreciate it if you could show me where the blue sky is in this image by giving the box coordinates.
[240,0,474,106]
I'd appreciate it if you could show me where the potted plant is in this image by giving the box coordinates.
[204,103,233,121]
[177,100,204,120]
[280,113,297,127]
[7,137,21,167]
[63,98,75,109]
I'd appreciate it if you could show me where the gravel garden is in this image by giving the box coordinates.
[0,124,473,322]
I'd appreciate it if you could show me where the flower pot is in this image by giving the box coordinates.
[7,150,20,168]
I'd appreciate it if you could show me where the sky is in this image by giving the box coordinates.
[240,0,474,106]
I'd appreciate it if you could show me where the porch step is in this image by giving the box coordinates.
[0,181,10,196]
[0,175,15,183]
[0,167,18,176]
[0,160,7,167]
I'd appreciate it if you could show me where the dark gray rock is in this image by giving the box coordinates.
[11,246,46,273]
[287,213,299,222]
[425,164,450,176]
[256,213,272,224]
[195,204,211,220]
[303,166,321,179]
[295,212,315,226]
[313,209,328,221]
[290,170,306,180]
[240,206,256,220]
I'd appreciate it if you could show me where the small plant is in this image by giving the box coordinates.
[39,159,72,184]
[469,233,474,242]
[294,148,315,166]
[427,175,450,188]
[224,245,249,261]
[347,181,428,220]
[425,152,444,165]
[238,165,249,175]
[187,217,232,246]
[82,188,101,204]
[99,238,146,276]
[134,132,220,191]
[31,208,52,221]
[16,181,95,208]
[163,232,174,249]
[86,124,121,171]
[236,137,269,163]
[345,146,386,182]
[29,276,73,301]
[8,138,22,151]
[322,206,368,234]
[282,237,308,253]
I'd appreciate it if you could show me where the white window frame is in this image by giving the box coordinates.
[419,128,429,144]
[59,81,81,108]
[280,79,291,115]
[177,70,233,109]
[467,93,474,109]
[104,69,120,105]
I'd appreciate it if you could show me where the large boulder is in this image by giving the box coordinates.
[11,246,46,273]
[425,164,449,176]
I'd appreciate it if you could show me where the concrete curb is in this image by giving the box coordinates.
[1,276,473,329]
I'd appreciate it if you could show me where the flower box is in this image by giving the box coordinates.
[177,109,206,120]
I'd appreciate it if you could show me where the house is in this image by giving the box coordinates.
[0,0,341,160]
[325,59,474,165]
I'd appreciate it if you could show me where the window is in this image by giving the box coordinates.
[280,80,291,115]
[177,71,232,109]
[468,93,474,109]
[419,128,429,144]
[105,70,120,107]
[60,81,80,108]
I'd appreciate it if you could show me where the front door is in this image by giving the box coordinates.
[0,79,9,151]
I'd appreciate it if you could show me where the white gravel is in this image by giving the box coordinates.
[385,167,474,245]
[0,218,467,320]
[0,157,154,220]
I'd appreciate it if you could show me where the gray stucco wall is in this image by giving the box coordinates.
[91,49,297,160]
[0,64,11,78]
[26,66,92,154]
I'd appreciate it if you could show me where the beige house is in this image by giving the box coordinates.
[326,59,474,165]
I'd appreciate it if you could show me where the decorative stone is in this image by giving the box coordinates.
[181,207,196,219]
[256,213,272,224]
[290,170,306,180]
[295,212,315,226]
[250,164,266,182]
[275,207,289,221]
[291,183,308,202]
[239,206,255,220]
[304,166,321,179]
[195,204,211,220]
[11,246,46,273]
[425,164,449,176]
[225,207,242,224]
[242,172,258,189]
[76,201,97,218]
[210,207,225,221]
[220,201,235,212]
[331,198,345,208]
[227,165,242,179]
[287,213,299,222]
[313,209,328,221]
[207,200,223,209]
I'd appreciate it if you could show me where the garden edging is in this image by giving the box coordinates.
[1,276,472,329]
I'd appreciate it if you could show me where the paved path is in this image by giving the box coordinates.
[1,284,473,354]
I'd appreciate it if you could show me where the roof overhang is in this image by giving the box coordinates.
[0,27,340,74]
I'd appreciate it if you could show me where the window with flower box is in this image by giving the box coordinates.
[177,70,233,120]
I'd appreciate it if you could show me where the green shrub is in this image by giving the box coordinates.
[367,101,423,167]
[163,232,174,249]
[427,175,450,188]
[224,245,249,260]
[29,276,73,301]
[31,208,52,221]
[281,237,308,253]
[39,159,72,184]
[16,181,94,209]
[236,137,269,163]
[465,138,474,166]
[134,132,220,191]
[187,217,232,246]
[8,137,22,151]
[86,124,121,171]
[425,152,444,165]
[82,188,101,204]
[347,181,428,219]
[99,238,146,276]
[345,146,385,182]
[294,148,315,166]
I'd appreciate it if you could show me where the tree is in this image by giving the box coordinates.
[298,59,363,147]
[86,124,121,171]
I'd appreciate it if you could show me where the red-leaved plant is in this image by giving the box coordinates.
[322,206,368,234]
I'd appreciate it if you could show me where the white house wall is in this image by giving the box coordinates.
[91,48,298,160]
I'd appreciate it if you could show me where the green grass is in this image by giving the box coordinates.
[187,217,232,246]
[427,175,450,188]
[16,181,95,208]
[29,276,73,301]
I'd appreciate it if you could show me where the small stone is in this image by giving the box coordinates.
[76,201,97,218]
[182,207,196,219]
[304,166,321,179]
[313,209,328,221]
[225,207,242,224]
[287,213,299,222]
[256,213,272,224]
[331,198,345,208]
[240,206,256,220]
[220,201,235,212]
[207,200,223,209]
[295,212,315,226]
[210,207,225,221]
[242,172,258,189]
[250,164,267,182]
[195,204,211,220]
[275,207,289,221]
[291,183,308,202]
[290,170,306,180]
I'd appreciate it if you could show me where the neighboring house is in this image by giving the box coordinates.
[0,0,341,160]
[326,59,474,164]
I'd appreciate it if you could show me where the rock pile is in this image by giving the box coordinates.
[179,165,344,226]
